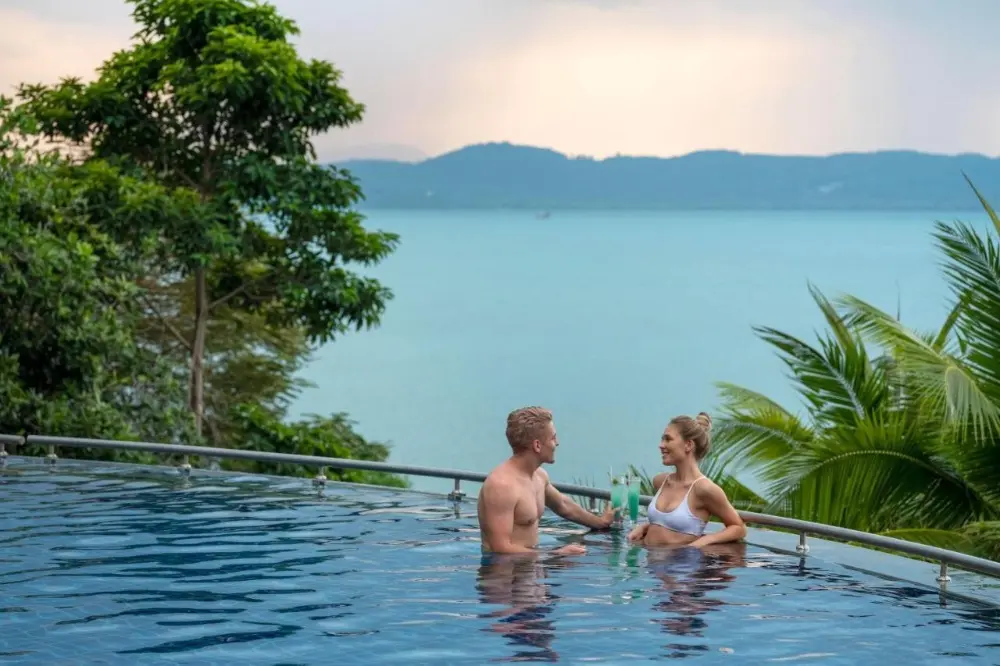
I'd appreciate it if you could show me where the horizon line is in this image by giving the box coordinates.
[333,141,1000,164]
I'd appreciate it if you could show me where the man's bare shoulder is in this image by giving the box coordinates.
[535,467,551,485]
[482,463,520,493]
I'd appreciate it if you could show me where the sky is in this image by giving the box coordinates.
[1,0,999,161]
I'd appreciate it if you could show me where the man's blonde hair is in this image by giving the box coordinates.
[506,406,553,452]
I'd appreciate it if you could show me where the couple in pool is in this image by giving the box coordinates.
[477,406,747,555]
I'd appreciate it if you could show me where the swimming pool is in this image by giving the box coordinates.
[3,458,1000,664]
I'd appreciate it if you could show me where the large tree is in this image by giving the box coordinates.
[18,0,398,440]
[0,98,190,450]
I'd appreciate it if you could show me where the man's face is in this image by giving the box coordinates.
[535,422,558,464]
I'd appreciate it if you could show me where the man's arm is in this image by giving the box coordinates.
[688,482,747,548]
[480,479,537,554]
[542,471,614,530]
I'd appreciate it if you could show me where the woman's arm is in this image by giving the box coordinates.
[627,522,648,542]
[689,483,746,548]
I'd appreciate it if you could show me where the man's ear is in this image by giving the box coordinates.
[531,440,542,454]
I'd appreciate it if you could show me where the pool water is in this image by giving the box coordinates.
[2,459,1000,664]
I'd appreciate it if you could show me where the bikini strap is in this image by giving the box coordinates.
[682,476,706,499]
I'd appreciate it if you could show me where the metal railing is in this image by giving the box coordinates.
[5,433,1000,587]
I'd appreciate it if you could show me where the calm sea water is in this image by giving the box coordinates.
[293,210,986,493]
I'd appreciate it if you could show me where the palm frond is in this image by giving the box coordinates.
[934,219,1000,408]
[715,381,793,416]
[753,323,888,428]
[955,520,1000,560]
[838,293,1000,440]
[712,409,813,468]
[766,416,991,532]
[932,289,971,352]
[962,172,1000,237]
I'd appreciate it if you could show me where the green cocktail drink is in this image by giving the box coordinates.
[610,477,625,515]
[627,476,641,523]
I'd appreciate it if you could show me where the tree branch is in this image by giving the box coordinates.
[209,273,271,311]
[139,290,192,352]
[209,282,248,311]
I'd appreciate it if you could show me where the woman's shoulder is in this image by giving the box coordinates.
[693,476,726,501]
[650,472,670,489]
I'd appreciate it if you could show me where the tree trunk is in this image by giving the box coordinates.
[189,266,209,439]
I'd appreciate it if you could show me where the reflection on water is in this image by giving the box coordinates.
[647,542,746,657]
[474,537,749,662]
[476,555,565,662]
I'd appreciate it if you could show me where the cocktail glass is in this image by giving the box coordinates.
[628,475,641,524]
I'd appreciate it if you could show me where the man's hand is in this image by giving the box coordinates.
[543,471,618,531]
[628,523,648,543]
[598,503,617,529]
[552,543,586,556]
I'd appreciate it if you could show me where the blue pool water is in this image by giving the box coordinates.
[2,458,1000,664]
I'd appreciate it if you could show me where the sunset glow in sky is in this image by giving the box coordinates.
[2,0,998,160]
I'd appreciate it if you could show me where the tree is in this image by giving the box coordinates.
[229,404,409,487]
[137,272,313,446]
[709,181,1000,558]
[18,0,398,440]
[0,98,190,453]
[135,272,409,486]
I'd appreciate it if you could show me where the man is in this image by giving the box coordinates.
[478,406,615,555]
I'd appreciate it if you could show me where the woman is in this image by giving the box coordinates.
[628,412,746,548]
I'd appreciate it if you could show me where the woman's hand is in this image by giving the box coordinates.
[627,522,648,543]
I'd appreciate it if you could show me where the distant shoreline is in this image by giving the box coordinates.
[337,141,1000,212]
[354,206,987,213]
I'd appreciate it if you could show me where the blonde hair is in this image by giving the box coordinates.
[506,406,553,451]
[669,412,712,460]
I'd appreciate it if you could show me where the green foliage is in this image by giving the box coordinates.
[2,0,406,485]
[707,179,1000,558]
[17,0,398,438]
[0,98,191,456]
[136,273,313,445]
[226,405,409,487]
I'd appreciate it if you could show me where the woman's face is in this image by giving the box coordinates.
[659,424,692,466]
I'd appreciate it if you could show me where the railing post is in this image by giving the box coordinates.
[937,561,951,585]
[588,496,596,511]
[45,444,57,465]
[796,532,809,553]
[0,441,6,462]
[448,478,465,501]
[313,466,327,486]
[179,454,191,476]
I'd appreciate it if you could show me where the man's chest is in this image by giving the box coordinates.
[512,481,546,526]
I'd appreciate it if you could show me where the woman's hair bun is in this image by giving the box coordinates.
[695,412,712,432]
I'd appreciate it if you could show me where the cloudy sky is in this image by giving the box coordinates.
[1,0,998,161]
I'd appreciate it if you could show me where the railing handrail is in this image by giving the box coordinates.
[5,433,1000,583]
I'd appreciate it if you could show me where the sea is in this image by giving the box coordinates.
[291,209,987,494]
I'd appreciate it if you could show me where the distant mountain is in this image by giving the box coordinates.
[334,142,1000,210]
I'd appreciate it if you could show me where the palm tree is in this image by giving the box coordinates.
[709,178,1000,558]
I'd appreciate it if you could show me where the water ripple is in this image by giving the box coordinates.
[2,458,1000,664]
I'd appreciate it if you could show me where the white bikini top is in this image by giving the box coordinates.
[646,476,707,536]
